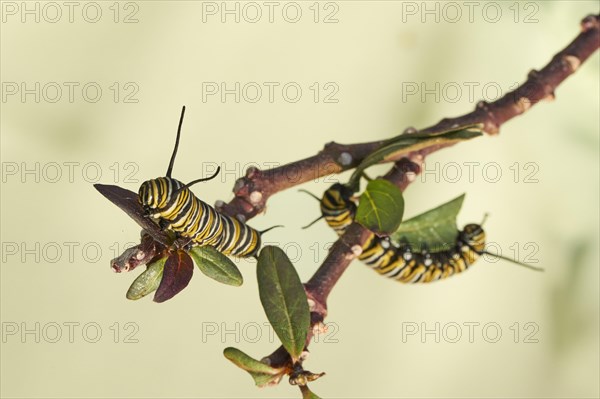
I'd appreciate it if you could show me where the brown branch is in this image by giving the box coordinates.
[263,159,419,369]
[216,140,386,219]
[304,158,420,306]
[107,13,599,380]
[219,14,599,221]
[253,14,599,372]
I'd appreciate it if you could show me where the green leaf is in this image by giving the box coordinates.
[189,246,243,286]
[348,125,483,190]
[355,179,405,235]
[300,385,322,399]
[223,347,284,387]
[392,194,465,252]
[126,256,167,300]
[257,246,310,362]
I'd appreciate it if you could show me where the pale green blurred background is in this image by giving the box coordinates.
[1,1,598,398]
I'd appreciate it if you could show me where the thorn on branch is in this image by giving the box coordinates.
[305,291,327,318]
[245,166,260,179]
[514,97,533,114]
[581,14,600,31]
[562,54,581,72]
[249,191,263,205]
[233,177,248,194]
[349,245,363,258]
[337,152,353,166]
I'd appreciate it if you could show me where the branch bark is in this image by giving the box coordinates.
[245,14,600,370]
[107,13,599,377]
[219,14,600,221]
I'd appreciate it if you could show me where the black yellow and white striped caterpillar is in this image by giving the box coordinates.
[138,106,265,257]
[303,183,541,283]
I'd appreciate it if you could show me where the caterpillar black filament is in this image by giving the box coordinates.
[138,106,263,257]
[359,223,485,283]
[303,183,540,282]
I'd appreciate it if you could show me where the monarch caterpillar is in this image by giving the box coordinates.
[138,106,271,258]
[302,183,542,283]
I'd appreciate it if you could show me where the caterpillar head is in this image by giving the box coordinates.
[332,183,355,200]
[460,224,486,252]
[322,183,356,210]
[138,177,183,213]
[459,222,543,272]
